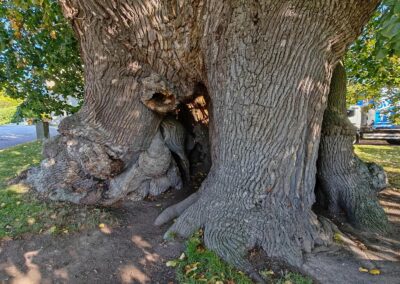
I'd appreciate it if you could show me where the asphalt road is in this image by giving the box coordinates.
[0,124,58,150]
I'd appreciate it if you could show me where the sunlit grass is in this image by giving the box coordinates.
[0,141,117,239]
[0,94,20,125]
[354,145,400,190]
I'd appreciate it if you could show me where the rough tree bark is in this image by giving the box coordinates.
[28,0,381,280]
[316,62,388,233]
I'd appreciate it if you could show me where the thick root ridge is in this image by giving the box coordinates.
[104,131,182,204]
[157,191,330,281]
[317,136,389,233]
[154,192,199,226]
[320,175,388,233]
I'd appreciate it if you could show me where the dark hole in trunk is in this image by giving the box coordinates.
[175,83,212,192]
[152,92,167,103]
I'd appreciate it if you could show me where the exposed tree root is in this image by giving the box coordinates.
[154,192,199,226]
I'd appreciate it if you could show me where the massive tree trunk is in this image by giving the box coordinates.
[316,62,388,233]
[28,0,380,280]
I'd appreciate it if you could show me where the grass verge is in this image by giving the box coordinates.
[0,106,18,125]
[354,144,400,189]
[0,141,117,239]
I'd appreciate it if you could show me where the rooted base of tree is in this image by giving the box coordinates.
[317,136,388,233]
[28,114,183,205]
[156,177,333,282]
[316,63,388,233]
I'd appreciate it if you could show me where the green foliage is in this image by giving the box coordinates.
[174,231,312,284]
[0,0,83,121]
[375,0,400,58]
[345,3,400,114]
[0,141,117,239]
[355,144,400,190]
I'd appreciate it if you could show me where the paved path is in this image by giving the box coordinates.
[0,124,58,150]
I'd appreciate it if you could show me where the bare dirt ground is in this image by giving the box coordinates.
[0,188,399,284]
[304,188,400,284]
[0,191,186,284]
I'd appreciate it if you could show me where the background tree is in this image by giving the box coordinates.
[0,0,83,121]
[345,0,400,121]
[374,0,400,57]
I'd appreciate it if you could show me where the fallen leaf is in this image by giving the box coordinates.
[48,226,57,234]
[179,253,186,260]
[98,223,105,228]
[185,262,199,274]
[166,260,178,267]
[359,267,369,273]
[369,269,381,275]
[333,233,342,242]
[50,30,57,39]
[260,269,275,277]
[196,244,205,253]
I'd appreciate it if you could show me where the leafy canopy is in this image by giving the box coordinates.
[345,0,400,120]
[0,0,83,121]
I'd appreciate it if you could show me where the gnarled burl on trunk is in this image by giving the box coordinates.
[27,0,384,281]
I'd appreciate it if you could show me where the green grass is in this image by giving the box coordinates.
[275,273,312,284]
[0,106,18,125]
[354,144,400,189]
[0,141,117,239]
[174,231,312,284]
[174,231,252,283]
[0,94,20,108]
[0,94,20,125]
